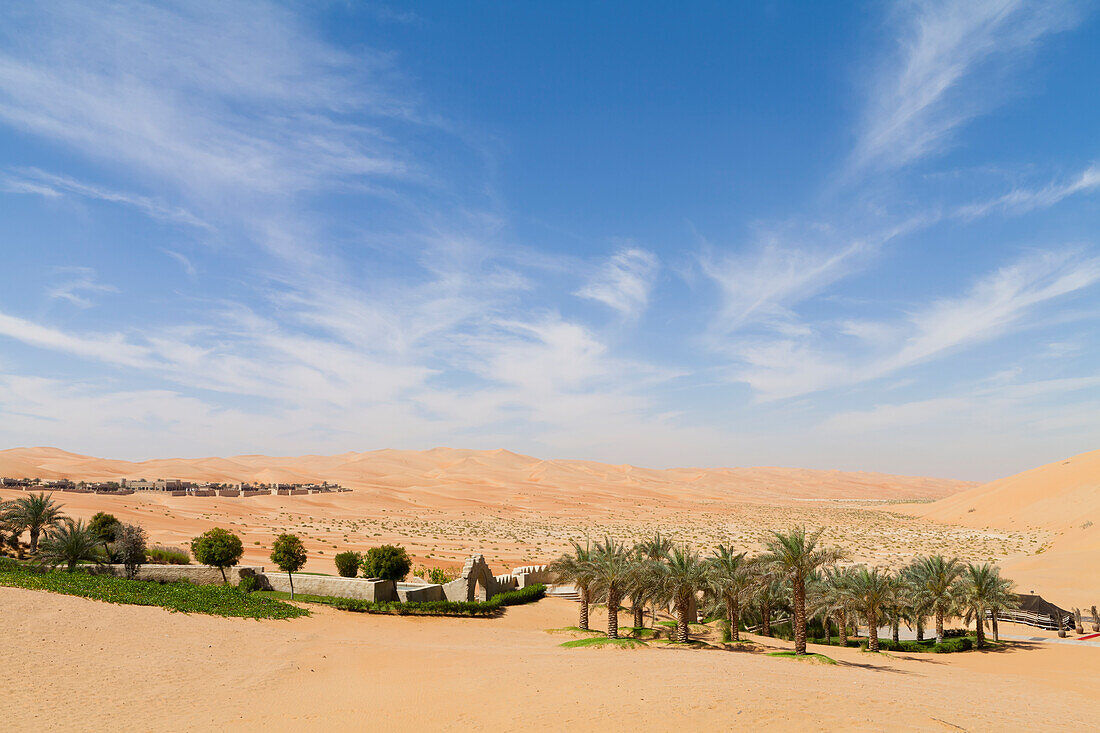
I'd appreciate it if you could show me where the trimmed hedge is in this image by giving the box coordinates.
[331,583,546,617]
[0,564,307,620]
[858,637,974,653]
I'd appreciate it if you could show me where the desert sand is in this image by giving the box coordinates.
[2,587,1097,731]
[904,448,1100,602]
[2,446,1027,581]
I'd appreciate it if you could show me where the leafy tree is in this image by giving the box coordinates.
[7,492,66,552]
[270,533,308,599]
[113,523,148,579]
[37,519,102,572]
[88,512,120,558]
[190,528,244,583]
[759,527,843,655]
[911,555,965,644]
[360,544,411,582]
[334,550,361,578]
[549,540,598,631]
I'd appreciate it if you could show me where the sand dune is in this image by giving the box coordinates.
[0,446,971,503]
[909,448,1099,603]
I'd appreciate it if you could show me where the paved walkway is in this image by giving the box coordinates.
[999,633,1100,648]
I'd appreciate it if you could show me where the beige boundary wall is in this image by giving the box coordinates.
[93,557,557,605]
[259,572,397,601]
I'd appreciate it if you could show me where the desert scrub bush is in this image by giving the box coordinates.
[360,545,411,581]
[334,551,361,578]
[0,565,306,619]
[237,575,258,594]
[146,545,191,565]
[113,523,148,579]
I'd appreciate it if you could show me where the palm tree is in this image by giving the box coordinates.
[815,565,857,646]
[655,545,710,643]
[550,540,597,631]
[588,537,634,639]
[750,568,788,637]
[957,562,999,648]
[759,527,843,655]
[707,544,752,642]
[985,572,1018,642]
[849,566,894,652]
[900,561,933,641]
[626,545,660,630]
[37,518,102,572]
[911,555,965,644]
[6,492,66,552]
[636,531,672,624]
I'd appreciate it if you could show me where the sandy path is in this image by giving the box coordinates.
[2,588,1097,731]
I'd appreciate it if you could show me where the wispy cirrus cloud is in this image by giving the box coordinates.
[734,249,1100,400]
[45,267,119,308]
[3,168,209,228]
[852,0,1080,173]
[955,163,1100,219]
[575,247,659,318]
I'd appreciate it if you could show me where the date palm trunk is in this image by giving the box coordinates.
[793,578,807,655]
[891,616,899,644]
[916,617,924,642]
[837,611,848,646]
[867,606,879,652]
[578,585,589,631]
[991,611,999,642]
[935,606,945,645]
[975,606,985,648]
[725,597,741,641]
[29,527,41,553]
[607,590,620,639]
[676,597,690,643]
[632,603,644,630]
[761,601,772,637]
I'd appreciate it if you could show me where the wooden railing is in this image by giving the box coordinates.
[985,609,1074,631]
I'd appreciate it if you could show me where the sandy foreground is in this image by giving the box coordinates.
[2,587,1097,732]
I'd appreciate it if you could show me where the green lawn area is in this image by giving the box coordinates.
[0,565,308,620]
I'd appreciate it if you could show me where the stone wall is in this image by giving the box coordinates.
[396,583,445,602]
[94,564,261,585]
[510,564,556,588]
[258,573,397,601]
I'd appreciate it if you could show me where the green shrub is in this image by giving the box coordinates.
[328,583,546,617]
[0,565,306,619]
[360,545,411,581]
[856,637,974,653]
[238,575,258,594]
[190,528,244,583]
[0,557,19,571]
[146,545,190,565]
[113,523,148,579]
[334,551,361,578]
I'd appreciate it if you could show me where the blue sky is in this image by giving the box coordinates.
[1,1,1098,480]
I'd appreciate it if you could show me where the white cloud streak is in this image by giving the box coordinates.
[574,247,659,317]
[853,0,1079,173]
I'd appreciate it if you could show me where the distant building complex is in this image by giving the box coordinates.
[0,476,348,497]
